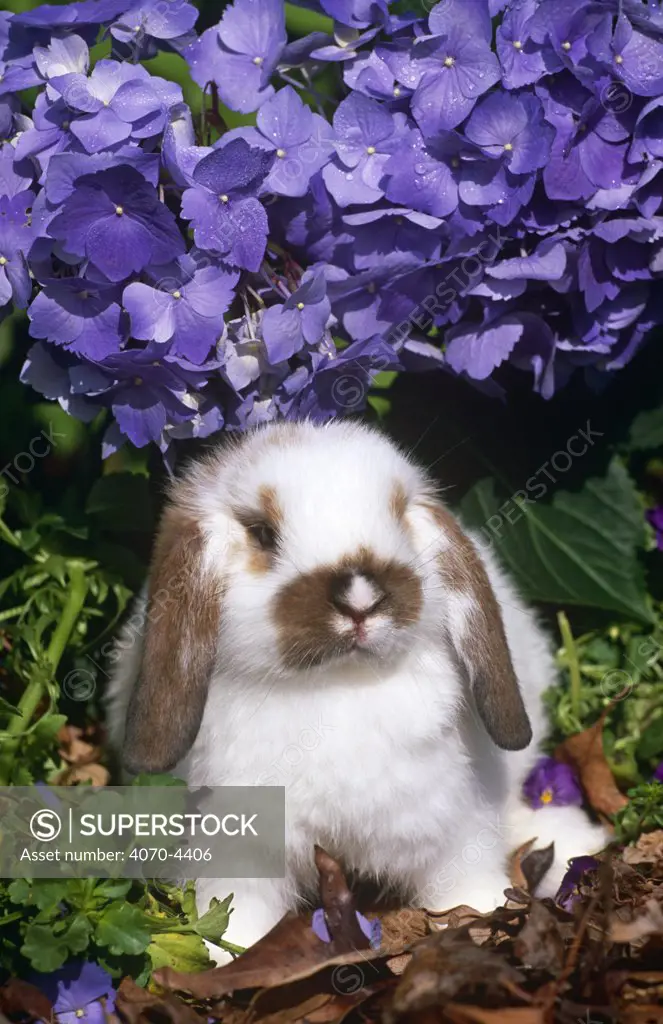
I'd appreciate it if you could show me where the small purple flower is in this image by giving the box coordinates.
[523,756,584,808]
[496,0,560,89]
[48,165,185,282]
[0,192,34,308]
[123,250,239,364]
[398,0,500,137]
[50,59,182,153]
[465,92,554,176]
[186,0,286,114]
[34,961,116,1024]
[28,276,124,359]
[111,0,199,49]
[646,507,663,551]
[262,269,331,362]
[181,138,274,271]
[322,92,406,207]
[556,855,600,911]
[226,86,335,199]
[311,907,382,949]
[654,761,663,782]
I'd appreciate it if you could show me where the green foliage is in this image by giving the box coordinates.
[613,783,663,843]
[461,458,654,623]
[3,876,233,979]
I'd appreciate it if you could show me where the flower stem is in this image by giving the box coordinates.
[0,564,87,785]
[558,611,582,721]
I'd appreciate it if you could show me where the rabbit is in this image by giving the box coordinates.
[105,418,607,962]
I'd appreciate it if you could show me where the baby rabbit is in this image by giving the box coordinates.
[106,419,606,960]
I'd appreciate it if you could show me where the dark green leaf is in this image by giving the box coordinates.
[461,458,653,623]
[638,715,663,759]
[628,408,663,452]
[21,923,69,973]
[95,903,151,956]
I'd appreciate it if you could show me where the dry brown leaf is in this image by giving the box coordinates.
[155,847,382,999]
[555,712,628,816]
[623,831,663,868]
[443,1006,545,1024]
[390,929,523,1016]
[0,978,52,1022]
[116,977,203,1024]
[513,901,565,974]
[378,907,429,953]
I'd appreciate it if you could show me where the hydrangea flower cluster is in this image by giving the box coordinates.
[3,0,663,456]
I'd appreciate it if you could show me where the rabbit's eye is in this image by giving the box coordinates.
[247,522,278,552]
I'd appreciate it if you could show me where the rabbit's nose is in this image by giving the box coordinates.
[330,572,386,621]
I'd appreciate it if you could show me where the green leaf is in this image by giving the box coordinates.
[460,458,653,624]
[638,715,663,759]
[8,879,32,905]
[193,895,232,944]
[93,879,133,902]
[62,913,93,954]
[95,903,152,956]
[21,923,69,973]
[148,932,210,974]
[628,408,663,452]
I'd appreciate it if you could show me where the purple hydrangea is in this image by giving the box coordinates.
[522,756,584,808]
[181,138,274,270]
[0,0,662,458]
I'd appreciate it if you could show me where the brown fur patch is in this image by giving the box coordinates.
[259,485,283,529]
[122,506,221,774]
[425,502,531,751]
[273,547,422,670]
[390,482,408,522]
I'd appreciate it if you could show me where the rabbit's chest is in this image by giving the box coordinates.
[192,655,472,838]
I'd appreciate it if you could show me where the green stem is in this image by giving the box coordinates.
[0,516,20,549]
[0,564,87,785]
[558,610,582,721]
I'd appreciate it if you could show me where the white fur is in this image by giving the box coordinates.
[105,420,607,961]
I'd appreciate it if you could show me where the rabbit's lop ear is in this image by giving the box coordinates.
[122,505,221,775]
[425,502,532,751]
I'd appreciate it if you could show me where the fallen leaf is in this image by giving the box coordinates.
[623,831,663,868]
[0,978,52,1022]
[115,977,203,1024]
[156,914,388,1000]
[155,848,381,999]
[390,928,524,1015]
[513,900,565,974]
[555,711,628,816]
[378,908,429,953]
[444,1005,545,1024]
